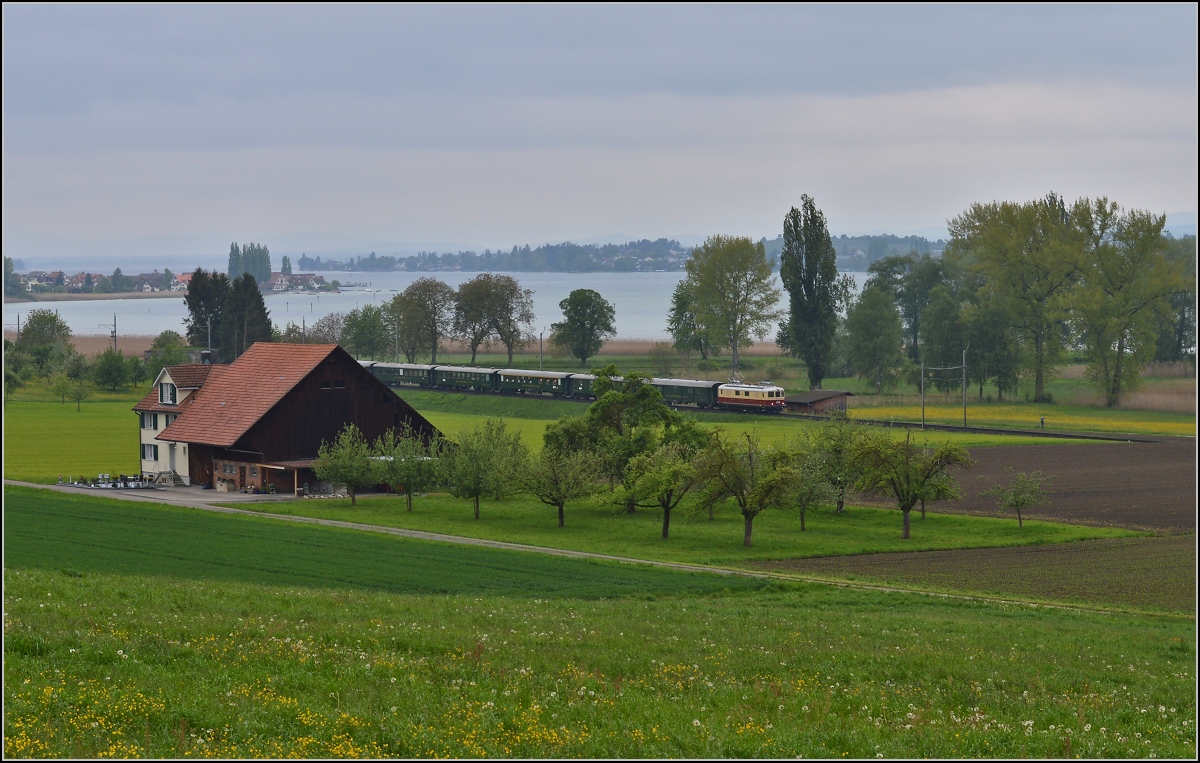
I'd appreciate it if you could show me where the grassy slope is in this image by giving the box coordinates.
[5,518,1194,758]
[850,400,1195,437]
[245,491,1133,568]
[3,487,758,599]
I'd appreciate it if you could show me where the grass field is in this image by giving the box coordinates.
[0,393,1095,485]
[849,401,1195,437]
[243,491,1135,568]
[3,401,140,483]
[755,536,1197,614]
[5,487,1195,758]
[3,487,758,599]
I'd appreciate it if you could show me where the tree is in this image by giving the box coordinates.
[220,273,273,359]
[441,418,526,519]
[402,278,456,362]
[949,194,1078,401]
[856,430,972,539]
[343,305,391,359]
[813,411,870,514]
[161,269,174,290]
[696,432,791,547]
[550,289,616,367]
[280,255,293,276]
[183,269,230,349]
[1072,199,1188,407]
[774,436,835,532]
[110,268,134,292]
[686,235,782,373]
[386,294,428,362]
[227,242,243,279]
[50,373,72,403]
[126,356,149,388]
[15,308,72,372]
[921,285,965,393]
[962,296,1022,401]
[1153,235,1196,363]
[313,424,376,505]
[307,312,345,344]
[846,284,905,393]
[70,379,92,411]
[666,275,717,360]
[488,275,535,365]
[618,441,703,539]
[779,197,854,388]
[4,256,24,298]
[373,423,444,512]
[866,253,947,363]
[588,366,673,510]
[982,468,1051,529]
[453,275,498,364]
[521,448,600,528]
[92,348,128,390]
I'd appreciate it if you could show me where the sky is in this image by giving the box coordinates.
[2,5,1196,268]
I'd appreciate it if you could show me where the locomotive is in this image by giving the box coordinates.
[359,361,786,412]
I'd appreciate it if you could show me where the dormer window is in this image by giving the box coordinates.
[159,382,177,404]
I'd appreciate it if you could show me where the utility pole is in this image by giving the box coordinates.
[111,314,117,351]
[962,345,969,428]
[920,361,925,430]
[539,329,544,371]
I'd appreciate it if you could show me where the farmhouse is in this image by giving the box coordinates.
[133,343,439,493]
[783,390,855,414]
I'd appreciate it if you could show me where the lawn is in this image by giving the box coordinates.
[244,489,1134,568]
[6,548,1194,757]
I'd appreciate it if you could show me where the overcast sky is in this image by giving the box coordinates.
[3,4,1196,263]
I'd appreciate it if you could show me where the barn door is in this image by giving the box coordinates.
[238,465,246,487]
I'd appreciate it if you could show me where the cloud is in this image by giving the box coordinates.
[2,5,1195,253]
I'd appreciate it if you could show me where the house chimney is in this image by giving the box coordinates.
[200,350,212,365]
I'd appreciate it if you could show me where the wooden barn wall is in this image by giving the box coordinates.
[235,346,439,462]
[187,444,216,486]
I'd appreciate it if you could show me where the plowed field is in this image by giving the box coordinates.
[755,535,1195,613]
[939,439,1197,531]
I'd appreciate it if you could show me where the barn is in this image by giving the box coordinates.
[134,342,439,493]
[783,390,855,414]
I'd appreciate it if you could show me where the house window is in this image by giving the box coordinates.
[141,413,159,429]
[320,381,332,390]
[159,382,177,404]
[142,444,159,460]
[333,380,345,389]
[249,466,259,477]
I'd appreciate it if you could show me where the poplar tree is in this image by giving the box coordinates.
[779,196,853,389]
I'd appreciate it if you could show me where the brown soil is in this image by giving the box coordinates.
[935,440,1198,531]
[3,331,157,359]
[755,535,1196,613]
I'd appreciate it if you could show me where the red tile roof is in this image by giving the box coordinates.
[165,364,215,389]
[158,343,337,447]
[133,366,229,413]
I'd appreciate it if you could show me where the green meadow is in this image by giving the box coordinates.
[246,491,1135,568]
[1,391,1096,485]
[4,486,1195,759]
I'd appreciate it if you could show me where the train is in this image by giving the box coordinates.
[358,361,786,412]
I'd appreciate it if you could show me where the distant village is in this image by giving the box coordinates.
[10,268,329,297]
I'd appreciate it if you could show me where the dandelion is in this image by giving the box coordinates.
[693,720,701,726]
[1085,724,1091,731]
[390,678,396,683]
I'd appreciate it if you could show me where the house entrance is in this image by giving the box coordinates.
[238,466,246,486]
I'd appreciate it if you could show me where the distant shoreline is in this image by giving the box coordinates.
[4,290,183,304]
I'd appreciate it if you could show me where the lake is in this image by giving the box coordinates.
[5,271,868,340]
